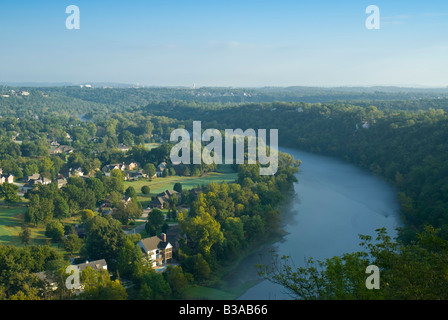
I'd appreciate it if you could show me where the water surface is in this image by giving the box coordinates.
[233,148,402,300]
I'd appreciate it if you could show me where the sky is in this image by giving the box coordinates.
[1,0,448,87]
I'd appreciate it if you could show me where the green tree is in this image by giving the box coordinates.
[173,182,182,193]
[0,183,20,207]
[138,271,171,300]
[80,267,127,300]
[164,265,190,298]
[19,225,32,246]
[80,209,96,222]
[178,206,224,256]
[115,200,142,225]
[108,191,123,208]
[53,195,69,219]
[257,228,448,300]
[86,177,106,203]
[26,194,54,225]
[83,216,126,264]
[45,220,65,241]
[23,163,39,177]
[64,234,83,255]
[125,186,137,199]
[181,253,211,283]
[141,185,151,195]
[145,209,165,236]
[117,238,144,280]
[143,163,156,178]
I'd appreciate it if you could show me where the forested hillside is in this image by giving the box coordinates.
[144,101,448,241]
[1,86,448,299]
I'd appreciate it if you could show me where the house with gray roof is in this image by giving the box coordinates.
[138,234,173,267]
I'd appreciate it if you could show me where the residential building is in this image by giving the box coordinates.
[156,162,167,177]
[149,189,180,209]
[35,259,108,293]
[138,234,173,267]
[0,173,14,184]
[117,144,130,152]
[57,178,67,189]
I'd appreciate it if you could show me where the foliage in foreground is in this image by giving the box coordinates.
[257,227,448,300]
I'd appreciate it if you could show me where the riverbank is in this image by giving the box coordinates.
[184,188,297,300]
[237,147,402,299]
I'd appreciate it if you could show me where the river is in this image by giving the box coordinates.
[227,147,402,300]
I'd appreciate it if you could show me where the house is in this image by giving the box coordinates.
[126,170,145,181]
[35,271,59,292]
[190,188,202,196]
[102,162,126,173]
[138,234,173,267]
[75,259,108,272]
[149,189,180,209]
[150,196,166,209]
[49,145,74,156]
[41,177,52,185]
[59,145,74,154]
[100,200,112,209]
[160,189,179,198]
[27,174,51,186]
[72,168,84,177]
[0,173,14,184]
[57,178,67,189]
[35,259,108,292]
[48,147,60,156]
[122,196,132,203]
[126,161,138,171]
[59,170,72,179]
[26,173,40,182]
[117,144,130,152]
[20,183,34,193]
[156,162,167,177]
[102,208,117,217]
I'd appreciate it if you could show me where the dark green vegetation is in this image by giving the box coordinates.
[0,85,447,299]
[0,86,301,299]
[257,226,448,299]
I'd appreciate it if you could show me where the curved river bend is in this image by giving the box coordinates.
[230,148,402,300]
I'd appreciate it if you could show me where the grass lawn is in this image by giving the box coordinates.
[0,201,28,246]
[144,143,160,151]
[0,200,81,252]
[124,169,238,203]
[0,200,52,247]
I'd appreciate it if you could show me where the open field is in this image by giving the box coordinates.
[124,169,238,203]
[144,143,160,150]
[0,202,28,246]
[0,200,81,251]
[0,201,53,246]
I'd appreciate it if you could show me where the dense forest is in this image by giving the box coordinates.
[0,85,448,299]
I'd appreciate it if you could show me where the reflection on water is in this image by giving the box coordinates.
[233,148,402,300]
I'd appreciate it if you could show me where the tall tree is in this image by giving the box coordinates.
[82,216,126,265]
[143,163,156,178]
[0,183,20,207]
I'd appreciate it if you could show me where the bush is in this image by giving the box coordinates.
[45,220,65,241]
[141,185,151,195]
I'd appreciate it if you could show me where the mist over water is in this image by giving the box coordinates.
[231,148,402,300]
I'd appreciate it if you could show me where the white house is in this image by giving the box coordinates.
[138,234,173,267]
[0,173,14,184]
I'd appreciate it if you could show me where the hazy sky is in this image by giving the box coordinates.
[1,1,448,87]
